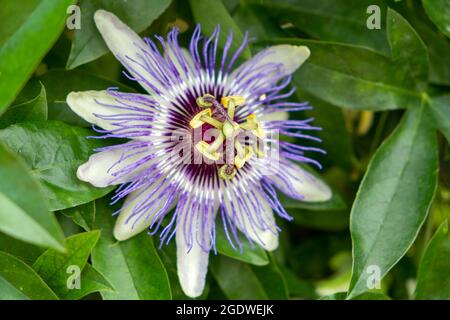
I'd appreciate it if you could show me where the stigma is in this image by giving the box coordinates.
[190,94,266,180]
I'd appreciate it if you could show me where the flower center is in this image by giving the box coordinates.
[189,94,266,180]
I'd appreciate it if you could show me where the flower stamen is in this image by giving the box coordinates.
[234,142,253,169]
[196,94,215,108]
[219,164,237,180]
[189,108,212,128]
[245,114,266,139]
[195,141,220,161]
[191,94,264,179]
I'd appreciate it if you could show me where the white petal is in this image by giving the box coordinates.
[223,183,279,251]
[165,47,195,82]
[259,45,310,75]
[94,10,160,94]
[114,178,175,241]
[260,111,289,122]
[66,90,150,132]
[176,232,210,298]
[273,161,332,202]
[232,45,310,80]
[176,195,216,298]
[77,144,153,188]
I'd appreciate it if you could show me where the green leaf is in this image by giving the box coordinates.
[62,201,96,231]
[58,213,84,238]
[400,0,450,86]
[290,209,349,232]
[0,0,76,115]
[415,221,450,299]
[283,182,349,231]
[0,121,115,211]
[0,143,65,251]
[91,199,171,300]
[32,231,100,299]
[247,0,390,54]
[320,291,391,300]
[0,0,40,47]
[158,244,192,300]
[263,9,428,111]
[0,80,47,129]
[418,24,450,86]
[282,185,349,231]
[387,8,429,91]
[348,104,438,299]
[280,268,317,299]
[189,0,251,60]
[281,191,347,211]
[67,0,172,69]
[210,255,268,299]
[39,69,136,127]
[422,0,450,38]
[428,95,450,143]
[0,233,45,265]
[294,91,354,170]
[63,263,114,300]
[0,277,29,300]
[251,255,289,299]
[263,39,422,111]
[233,2,286,42]
[0,251,59,300]
[210,254,288,299]
[215,225,269,266]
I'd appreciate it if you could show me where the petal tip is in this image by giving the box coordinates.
[66,91,80,106]
[293,45,311,68]
[94,9,113,25]
[176,235,209,298]
[262,44,311,75]
[113,213,150,242]
[262,234,279,252]
[303,179,333,202]
[260,111,289,122]
[76,158,111,188]
[76,162,90,183]
[66,90,97,108]
[316,183,333,202]
[113,223,133,242]
[297,45,311,58]
[182,282,204,298]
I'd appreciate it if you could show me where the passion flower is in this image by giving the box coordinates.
[67,10,331,298]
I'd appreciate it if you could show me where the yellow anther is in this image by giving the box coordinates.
[254,127,266,139]
[196,94,215,108]
[234,140,245,158]
[200,115,223,129]
[239,122,257,130]
[245,114,266,139]
[222,121,240,138]
[219,164,237,180]
[195,131,224,161]
[234,146,253,169]
[208,132,225,152]
[195,141,220,161]
[221,96,246,108]
[253,139,266,158]
[227,98,236,119]
[190,108,212,128]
